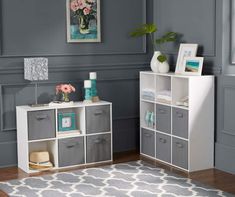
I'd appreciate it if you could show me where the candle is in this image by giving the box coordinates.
[84,80,91,88]
[89,72,97,80]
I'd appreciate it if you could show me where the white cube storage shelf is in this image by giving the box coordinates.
[16,101,112,173]
[140,71,214,172]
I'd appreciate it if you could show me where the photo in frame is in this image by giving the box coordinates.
[175,44,198,74]
[58,112,77,132]
[182,57,204,76]
[67,0,101,43]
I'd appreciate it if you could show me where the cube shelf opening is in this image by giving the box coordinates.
[156,76,172,105]
[140,73,155,101]
[172,78,189,108]
[28,140,57,171]
[57,107,85,136]
[140,101,155,130]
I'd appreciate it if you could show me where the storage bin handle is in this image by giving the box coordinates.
[144,133,152,138]
[94,110,103,116]
[176,112,183,118]
[94,138,103,144]
[176,142,183,148]
[159,109,166,114]
[36,114,48,120]
[159,138,167,143]
[66,142,79,148]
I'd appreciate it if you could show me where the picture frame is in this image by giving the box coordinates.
[175,44,198,74]
[66,0,101,43]
[58,112,77,132]
[182,57,204,76]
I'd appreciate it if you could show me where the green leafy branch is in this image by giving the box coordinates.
[130,24,177,63]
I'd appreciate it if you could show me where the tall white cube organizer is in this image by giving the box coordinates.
[140,71,214,172]
[16,101,112,173]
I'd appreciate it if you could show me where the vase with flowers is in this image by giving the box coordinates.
[56,84,76,102]
[70,0,97,34]
[130,24,178,73]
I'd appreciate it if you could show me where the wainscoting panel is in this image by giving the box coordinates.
[0,141,17,168]
[1,84,35,132]
[0,0,146,57]
[154,0,216,57]
[216,76,235,174]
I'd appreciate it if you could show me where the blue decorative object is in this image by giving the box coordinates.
[58,112,76,132]
[90,72,98,97]
[84,80,92,103]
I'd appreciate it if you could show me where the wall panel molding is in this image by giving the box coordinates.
[0,0,2,56]
[154,0,216,57]
[0,0,147,57]
[0,62,149,75]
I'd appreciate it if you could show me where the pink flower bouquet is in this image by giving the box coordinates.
[56,84,76,102]
[70,0,97,34]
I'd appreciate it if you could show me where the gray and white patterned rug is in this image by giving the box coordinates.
[0,160,234,197]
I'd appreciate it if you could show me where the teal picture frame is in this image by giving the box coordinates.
[58,112,77,132]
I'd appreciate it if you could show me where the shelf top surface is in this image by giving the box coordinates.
[140,71,214,78]
[16,100,112,111]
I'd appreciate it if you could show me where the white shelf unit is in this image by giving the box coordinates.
[16,101,112,174]
[140,71,214,172]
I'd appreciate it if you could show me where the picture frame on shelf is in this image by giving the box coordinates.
[175,44,198,74]
[58,112,77,132]
[182,57,204,76]
[66,0,101,43]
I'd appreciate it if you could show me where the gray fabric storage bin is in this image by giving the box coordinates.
[28,110,55,140]
[86,105,110,134]
[172,137,188,169]
[141,128,155,157]
[172,107,188,139]
[86,133,111,163]
[156,132,171,163]
[156,104,171,134]
[58,137,84,167]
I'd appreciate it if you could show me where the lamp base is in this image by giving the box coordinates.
[29,103,49,107]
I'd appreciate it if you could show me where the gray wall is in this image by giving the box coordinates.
[153,0,222,75]
[0,0,153,167]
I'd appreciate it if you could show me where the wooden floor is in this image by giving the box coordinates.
[0,151,235,196]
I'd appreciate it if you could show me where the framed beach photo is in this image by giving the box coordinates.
[66,0,101,43]
[182,57,204,76]
[175,44,198,74]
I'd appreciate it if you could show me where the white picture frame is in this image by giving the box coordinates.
[175,44,198,74]
[66,0,101,43]
[182,57,204,76]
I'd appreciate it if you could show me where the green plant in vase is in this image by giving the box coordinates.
[130,24,177,73]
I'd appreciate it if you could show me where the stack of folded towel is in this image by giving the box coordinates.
[156,90,172,104]
[141,89,155,101]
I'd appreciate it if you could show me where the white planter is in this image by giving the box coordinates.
[158,61,170,73]
[150,51,170,73]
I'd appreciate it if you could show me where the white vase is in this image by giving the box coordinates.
[158,61,170,73]
[150,51,170,73]
[150,51,161,73]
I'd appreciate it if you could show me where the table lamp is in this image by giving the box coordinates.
[24,57,48,106]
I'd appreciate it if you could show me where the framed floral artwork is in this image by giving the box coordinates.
[66,0,101,43]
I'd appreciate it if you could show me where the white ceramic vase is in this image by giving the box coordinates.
[150,51,170,73]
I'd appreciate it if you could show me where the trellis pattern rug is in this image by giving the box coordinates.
[0,160,234,197]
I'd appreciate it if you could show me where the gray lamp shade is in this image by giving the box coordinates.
[24,58,48,81]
